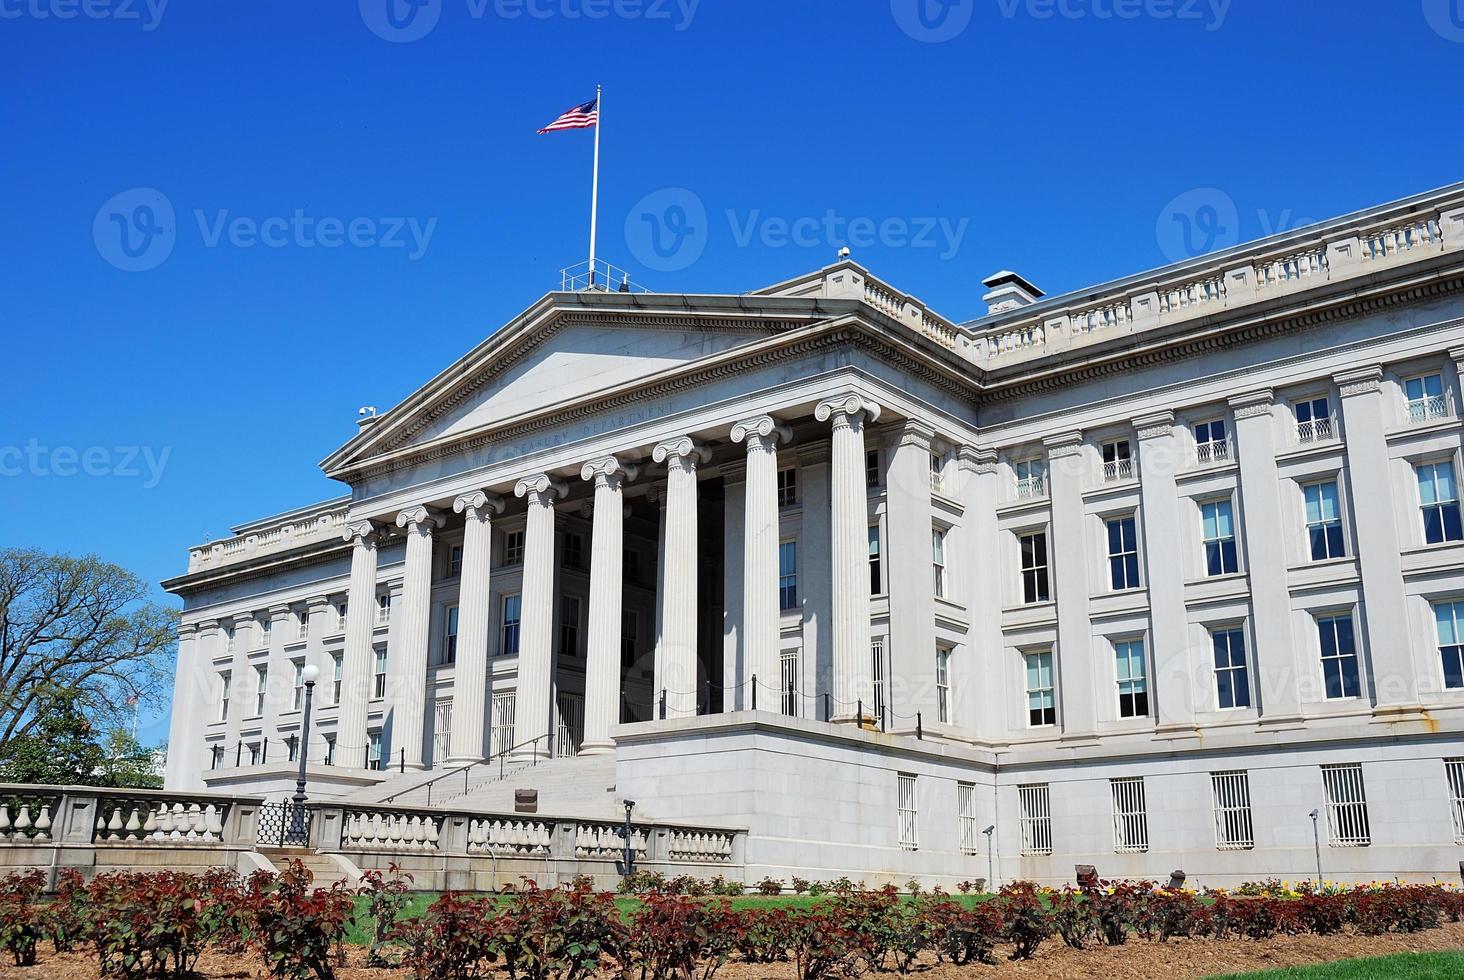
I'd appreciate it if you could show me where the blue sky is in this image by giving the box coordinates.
[3,0,1462,744]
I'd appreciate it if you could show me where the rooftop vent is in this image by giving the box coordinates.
[981,270,1043,315]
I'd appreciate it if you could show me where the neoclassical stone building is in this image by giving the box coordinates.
[165,184,1464,886]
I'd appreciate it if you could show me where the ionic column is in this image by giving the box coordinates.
[652,438,708,718]
[886,420,936,733]
[393,505,445,771]
[514,474,568,758]
[450,490,504,763]
[163,623,203,791]
[338,520,380,766]
[731,415,791,708]
[815,393,882,722]
[581,457,639,750]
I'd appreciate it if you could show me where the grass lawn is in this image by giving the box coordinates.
[1206,950,1464,979]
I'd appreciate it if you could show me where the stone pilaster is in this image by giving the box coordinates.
[731,415,791,710]
[652,438,708,718]
[1044,431,1097,739]
[338,520,380,767]
[886,419,936,733]
[721,459,747,707]
[958,445,1002,740]
[163,623,202,791]
[514,475,568,758]
[393,505,445,771]
[815,393,882,722]
[581,457,638,750]
[450,490,505,762]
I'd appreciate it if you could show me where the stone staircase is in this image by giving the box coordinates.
[353,754,628,820]
[256,846,360,888]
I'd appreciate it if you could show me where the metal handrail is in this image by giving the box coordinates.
[386,733,555,806]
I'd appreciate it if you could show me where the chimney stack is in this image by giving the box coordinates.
[982,270,1043,315]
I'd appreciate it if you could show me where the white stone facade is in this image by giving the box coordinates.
[165,184,1464,886]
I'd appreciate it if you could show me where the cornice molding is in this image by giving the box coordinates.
[1228,388,1275,419]
[1335,364,1384,397]
[958,444,999,474]
[1042,431,1084,458]
[896,418,936,450]
[1133,410,1176,441]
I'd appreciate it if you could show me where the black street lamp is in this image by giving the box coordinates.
[289,664,320,842]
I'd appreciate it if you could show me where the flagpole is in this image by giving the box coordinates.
[588,83,602,288]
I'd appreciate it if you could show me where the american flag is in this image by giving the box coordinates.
[537,98,599,134]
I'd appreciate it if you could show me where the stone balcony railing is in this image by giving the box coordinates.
[185,499,352,574]
[971,198,1464,369]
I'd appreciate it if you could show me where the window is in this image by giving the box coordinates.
[1296,395,1333,442]
[448,544,463,578]
[866,449,881,487]
[335,602,348,633]
[1434,602,1464,690]
[870,637,887,723]
[501,594,522,656]
[780,650,799,715]
[254,664,268,717]
[1304,481,1346,560]
[444,605,459,664]
[621,610,639,664]
[323,734,336,766]
[558,596,581,657]
[503,529,525,565]
[1102,439,1133,481]
[331,653,343,704]
[1019,532,1050,603]
[260,619,272,649]
[367,731,383,771]
[555,693,584,757]
[957,781,978,856]
[1211,771,1255,849]
[1107,516,1140,590]
[1211,627,1251,709]
[225,628,236,655]
[931,526,947,598]
[296,610,309,641]
[779,540,798,610]
[1111,776,1149,852]
[376,593,391,624]
[1321,763,1371,846]
[1194,417,1230,462]
[373,644,388,699]
[935,646,952,723]
[1201,499,1239,575]
[623,547,641,583]
[929,452,945,494]
[1115,639,1148,718]
[1446,759,1464,843]
[491,692,516,755]
[1018,784,1053,855]
[897,773,918,850]
[1025,651,1055,727]
[209,744,224,770]
[563,532,584,570]
[433,700,452,766]
[1014,457,1046,498]
[1406,372,1448,423]
[286,735,299,763]
[1317,614,1361,700]
[1417,461,1463,544]
[292,660,305,711]
[247,742,260,766]
[776,467,798,507]
[868,525,882,595]
[218,671,231,721]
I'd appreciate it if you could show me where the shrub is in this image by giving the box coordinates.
[357,865,415,967]
[492,879,617,980]
[1048,887,1098,949]
[618,871,667,895]
[612,894,737,980]
[1086,882,1136,947]
[246,861,355,980]
[396,891,499,980]
[87,871,228,979]
[44,869,90,953]
[754,877,784,896]
[997,881,1051,960]
[790,877,812,895]
[827,885,902,970]
[730,907,791,964]
[784,908,865,980]
[707,876,744,897]
[0,896,43,967]
[927,898,1002,966]
[1228,896,1280,940]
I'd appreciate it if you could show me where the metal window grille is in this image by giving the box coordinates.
[555,693,583,757]
[780,650,799,716]
[1405,374,1450,424]
[1102,440,1134,482]
[1014,458,1046,499]
[870,638,887,722]
[491,693,517,756]
[897,773,918,851]
[957,781,978,855]
[1446,759,1464,844]
[1321,763,1371,846]
[1111,777,1149,852]
[1211,770,1254,849]
[433,700,452,766]
[1018,783,1053,855]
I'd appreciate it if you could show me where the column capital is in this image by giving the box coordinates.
[893,418,935,450]
[178,622,200,639]
[957,444,999,474]
[730,415,792,448]
[453,490,506,520]
[306,594,331,610]
[1133,410,1176,440]
[652,436,711,467]
[1042,430,1084,458]
[515,474,569,502]
[1334,364,1384,397]
[396,505,446,533]
[1448,345,1464,369]
[268,604,292,621]
[814,392,882,426]
[580,455,640,489]
[1228,388,1275,420]
[342,519,381,545]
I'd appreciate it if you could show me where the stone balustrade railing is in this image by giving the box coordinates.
[0,792,60,842]
[468,817,553,856]
[972,197,1464,368]
[575,821,647,860]
[667,829,736,863]
[186,500,351,573]
[93,797,228,844]
[342,807,443,851]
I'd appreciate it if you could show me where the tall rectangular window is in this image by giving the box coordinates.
[260,618,272,649]
[562,533,584,570]
[1406,372,1447,423]
[1201,499,1239,575]
[491,692,517,755]
[501,594,522,656]
[503,530,525,565]
[1321,763,1371,846]
[447,544,463,578]
[433,700,452,766]
[779,540,798,609]
[1317,614,1361,700]
[870,638,887,724]
[331,653,343,704]
[558,596,581,657]
[623,547,641,584]
[1014,457,1046,498]
[1211,627,1251,709]
[444,605,460,664]
[1111,776,1149,852]
[929,452,945,494]
[287,735,299,763]
[1025,651,1055,727]
[555,693,584,757]
[1304,481,1346,560]
[897,773,918,851]
[1211,770,1255,849]
[1020,532,1050,604]
[291,660,305,711]
[866,449,881,487]
[254,664,268,717]
[376,593,392,624]
[296,609,309,640]
[1446,759,1464,844]
[1295,395,1332,442]
[247,742,260,766]
[621,610,639,664]
[373,645,388,699]
[1102,439,1133,482]
[1018,784,1053,855]
[780,650,799,716]
[1107,516,1140,590]
[957,781,978,855]
[777,467,798,507]
[1417,461,1463,544]
[1434,601,1464,690]
[868,525,882,595]
[931,526,947,598]
[367,731,383,771]
[218,670,231,721]
[1114,639,1148,718]
[1194,417,1230,462]
[323,735,336,767]
[935,646,952,724]
[335,602,348,633]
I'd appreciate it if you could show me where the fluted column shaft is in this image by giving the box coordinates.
[339,522,380,767]
[514,476,566,759]
[817,394,881,722]
[732,415,790,708]
[654,438,708,718]
[393,506,442,771]
[582,457,637,751]
[451,492,503,762]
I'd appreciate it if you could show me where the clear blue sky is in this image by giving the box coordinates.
[3,0,1461,744]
